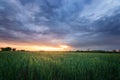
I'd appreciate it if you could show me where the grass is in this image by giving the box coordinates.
[0,51,120,80]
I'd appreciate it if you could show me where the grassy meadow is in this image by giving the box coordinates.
[0,51,120,80]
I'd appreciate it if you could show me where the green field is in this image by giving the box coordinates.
[0,51,120,80]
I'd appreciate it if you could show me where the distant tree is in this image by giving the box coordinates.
[112,50,117,53]
[1,47,12,51]
[12,48,16,51]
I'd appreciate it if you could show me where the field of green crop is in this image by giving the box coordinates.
[0,51,120,80]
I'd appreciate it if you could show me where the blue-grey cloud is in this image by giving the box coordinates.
[0,0,120,50]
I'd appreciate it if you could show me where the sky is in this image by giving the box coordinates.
[0,0,120,51]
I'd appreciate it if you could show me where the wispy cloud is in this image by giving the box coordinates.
[0,0,120,50]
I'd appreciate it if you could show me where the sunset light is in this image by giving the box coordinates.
[0,42,71,51]
[0,0,120,50]
[0,0,120,80]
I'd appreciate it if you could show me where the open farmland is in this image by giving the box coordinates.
[0,51,120,80]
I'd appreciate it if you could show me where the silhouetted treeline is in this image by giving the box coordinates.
[0,47,16,51]
[0,47,120,53]
[75,50,120,53]
[0,47,28,52]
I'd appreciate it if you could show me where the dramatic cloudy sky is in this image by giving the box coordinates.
[0,0,120,50]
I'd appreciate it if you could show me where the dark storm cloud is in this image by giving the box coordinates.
[0,0,120,50]
[67,8,120,50]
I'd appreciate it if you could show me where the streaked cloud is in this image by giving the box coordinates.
[0,0,120,50]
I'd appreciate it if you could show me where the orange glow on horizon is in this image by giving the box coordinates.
[0,42,72,51]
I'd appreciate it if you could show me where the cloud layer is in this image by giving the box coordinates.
[0,0,120,50]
